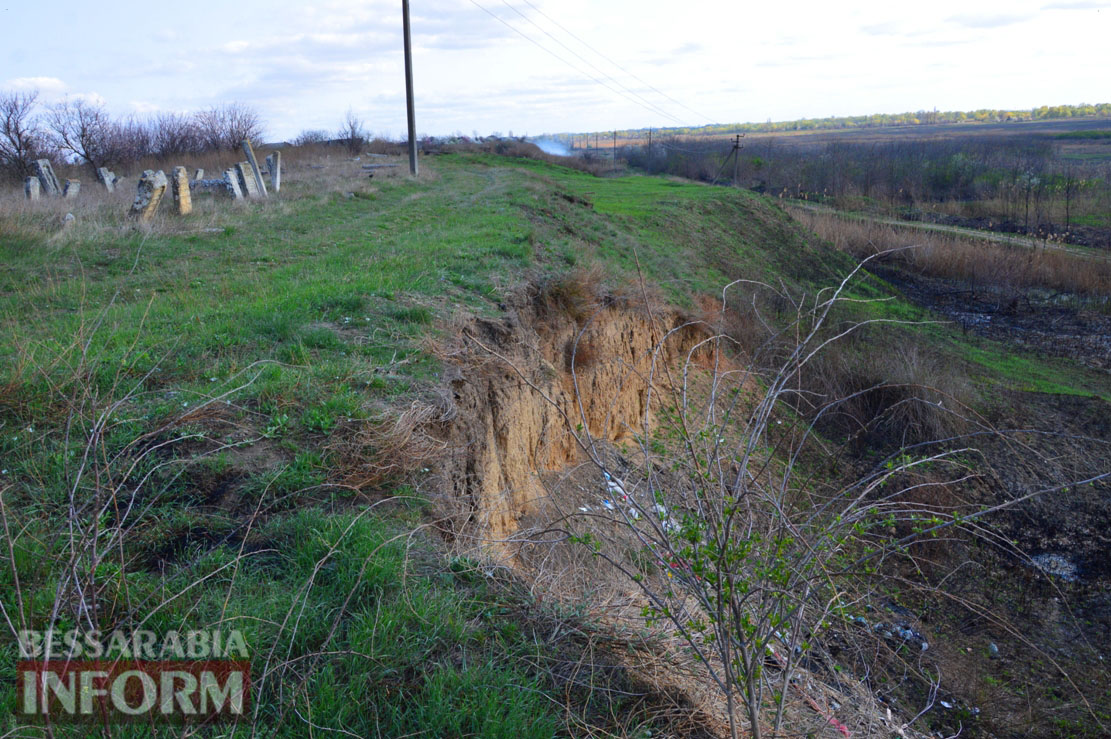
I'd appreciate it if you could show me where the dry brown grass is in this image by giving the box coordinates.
[328,401,448,491]
[793,207,1111,297]
[0,143,423,243]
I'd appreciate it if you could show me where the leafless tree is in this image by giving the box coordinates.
[194,103,265,151]
[338,108,366,154]
[150,112,202,158]
[47,97,117,171]
[0,90,47,181]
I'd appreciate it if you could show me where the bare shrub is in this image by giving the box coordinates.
[150,111,203,158]
[195,102,265,151]
[293,129,329,146]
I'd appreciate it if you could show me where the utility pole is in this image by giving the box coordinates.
[613,130,617,172]
[710,133,745,187]
[402,0,418,176]
[732,133,743,186]
[647,128,652,159]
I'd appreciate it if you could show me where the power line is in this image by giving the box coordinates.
[517,0,720,125]
[497,0,687,126]
[465,0,690,127]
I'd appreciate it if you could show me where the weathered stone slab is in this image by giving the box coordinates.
[24,176,41,201]
[96,167,115,192]
[236,162,259,198]
[223,168,243,199]
[129,169,168,222]
[265,151,281,193]
[63,179,80,199]
[193,168,204,182]
[170,166,192,215]
[34,159,61,196]
[241,138,268,197]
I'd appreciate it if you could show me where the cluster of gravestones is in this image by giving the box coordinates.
[22,139,282,225]
[23,159,79,201]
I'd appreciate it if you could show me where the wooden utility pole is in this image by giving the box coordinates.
[647,128,652,158]
[613,130,617,171]
[710,133,745,187]
[402,0,418,176]
[732,133,743,186]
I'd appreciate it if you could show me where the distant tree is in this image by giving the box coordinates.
[0,90,47,181]
[337,108,366,154]
[194,103,265,151]
[293,129,329,146]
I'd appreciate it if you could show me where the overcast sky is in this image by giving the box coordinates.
[2,0,1109,140]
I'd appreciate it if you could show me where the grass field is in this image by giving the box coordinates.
[2,151,1109,735]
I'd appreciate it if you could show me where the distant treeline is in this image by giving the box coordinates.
[557,103,1111,142]
[617,133,1110,234]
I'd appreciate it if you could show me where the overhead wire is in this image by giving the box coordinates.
[465,0,690,127]
[496,0,687,126]
[517,0,720,126]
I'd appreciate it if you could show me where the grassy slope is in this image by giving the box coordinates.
[1,153,1108,734]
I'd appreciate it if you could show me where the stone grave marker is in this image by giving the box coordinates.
[240,138,268,197]
[265,151,281,193]
[170,166,192,215]
[236,162,260,198]
[63,179,80,199]
[24,176,41,201]
[223,168,243,199]
[193,168,204,182]
[34,159,61,196]
[96,167,116,192]
[129,170,168,222]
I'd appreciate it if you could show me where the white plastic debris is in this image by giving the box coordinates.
[601,500,615,511]
[628,507,641,520]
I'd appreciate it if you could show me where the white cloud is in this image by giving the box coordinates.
[5,76,67,99]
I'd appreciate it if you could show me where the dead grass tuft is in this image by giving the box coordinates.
[806,337,976,448]
[328,401,448,491]
[531,263,607,325]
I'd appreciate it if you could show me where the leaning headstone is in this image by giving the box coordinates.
[193,168,204,182]
[34,159,61,196]
[223,168,243,199]
[63,213,75,227]
[63,179,80,199]
[265,151,281,193]
[24,176,41,201]
[236,162,260,198]
[240,138,268,197]
[170,166,192,215]
[96,167,115,192]
[129,169,168,222]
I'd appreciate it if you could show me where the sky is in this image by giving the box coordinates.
[2,0,1109,141]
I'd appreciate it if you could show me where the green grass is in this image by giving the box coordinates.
[1054,130,1111,139]
[3,151,1108,734]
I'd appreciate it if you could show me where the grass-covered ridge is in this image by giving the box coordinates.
[2,152,1108,735]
